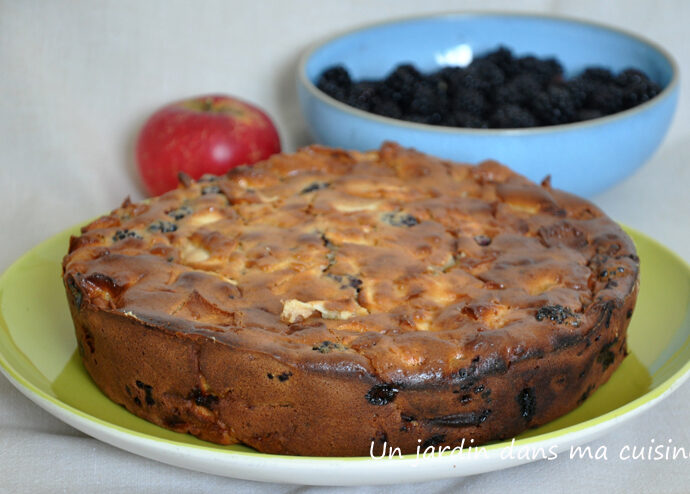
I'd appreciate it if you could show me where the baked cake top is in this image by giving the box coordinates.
[63,143,638,384]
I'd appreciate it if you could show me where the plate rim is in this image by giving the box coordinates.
[1,223,689,469]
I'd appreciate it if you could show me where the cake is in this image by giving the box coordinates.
[62,143,639,456]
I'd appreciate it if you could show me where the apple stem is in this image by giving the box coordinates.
[201,98,214,112]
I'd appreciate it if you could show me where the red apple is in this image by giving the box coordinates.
[136,94,281,196]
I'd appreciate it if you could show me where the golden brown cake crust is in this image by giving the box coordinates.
[62,143,639,456]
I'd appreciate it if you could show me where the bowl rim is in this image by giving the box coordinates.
[297,10,680,136]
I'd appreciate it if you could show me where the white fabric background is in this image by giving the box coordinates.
[1,1,689,492]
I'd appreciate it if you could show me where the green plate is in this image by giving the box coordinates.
[0,224,689,485]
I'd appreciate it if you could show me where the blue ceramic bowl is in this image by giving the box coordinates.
[297,13,678,197]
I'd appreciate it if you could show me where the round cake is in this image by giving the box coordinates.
[62,142,639,456]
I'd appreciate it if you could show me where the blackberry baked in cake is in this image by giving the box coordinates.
[62,142,639,456]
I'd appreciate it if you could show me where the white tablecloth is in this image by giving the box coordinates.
[1,1,689,492]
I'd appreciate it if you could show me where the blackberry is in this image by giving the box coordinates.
[408,80,443,116]
[300,181,330,194]
[518,55,563,85]
[316,65,351,101]
[531,85,577,125]
[168,205,192,220]
[112,229,141,242]
[565,77,591,108]
[438,66,465,89]
[581,67,615,83]
[489,104,538,128]
[366,384,398,405]
[67,277,82,309]
[460,59,505,92]
[382,212,419,227]
[585,84,624,115]
[622,81,660,109]
[616,69,661,109]
[474,234,492,246]
[428,73,451,108]
[492,73,543,106]
[492,84,520,107]
[148,220,178,233]
[201,185,221,195]
[347,81,378,111]
[187,387,219,408]
[616,68,647,86]
[395,74,448,121]
[348,276,363,289]
[383,64,422,102]
[371,99,403,119]
[516,388,536,421]
[135,380,155,406]
[450,88,486,116]
[485,46,519,77]
[535,304,578,324]
[312,341,347,353]
[597,345,616,370]
[326,273,362,291]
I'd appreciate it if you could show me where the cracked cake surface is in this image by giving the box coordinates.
[62,142,639,456]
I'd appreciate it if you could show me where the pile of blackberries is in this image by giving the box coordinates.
[315,47,661,129]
